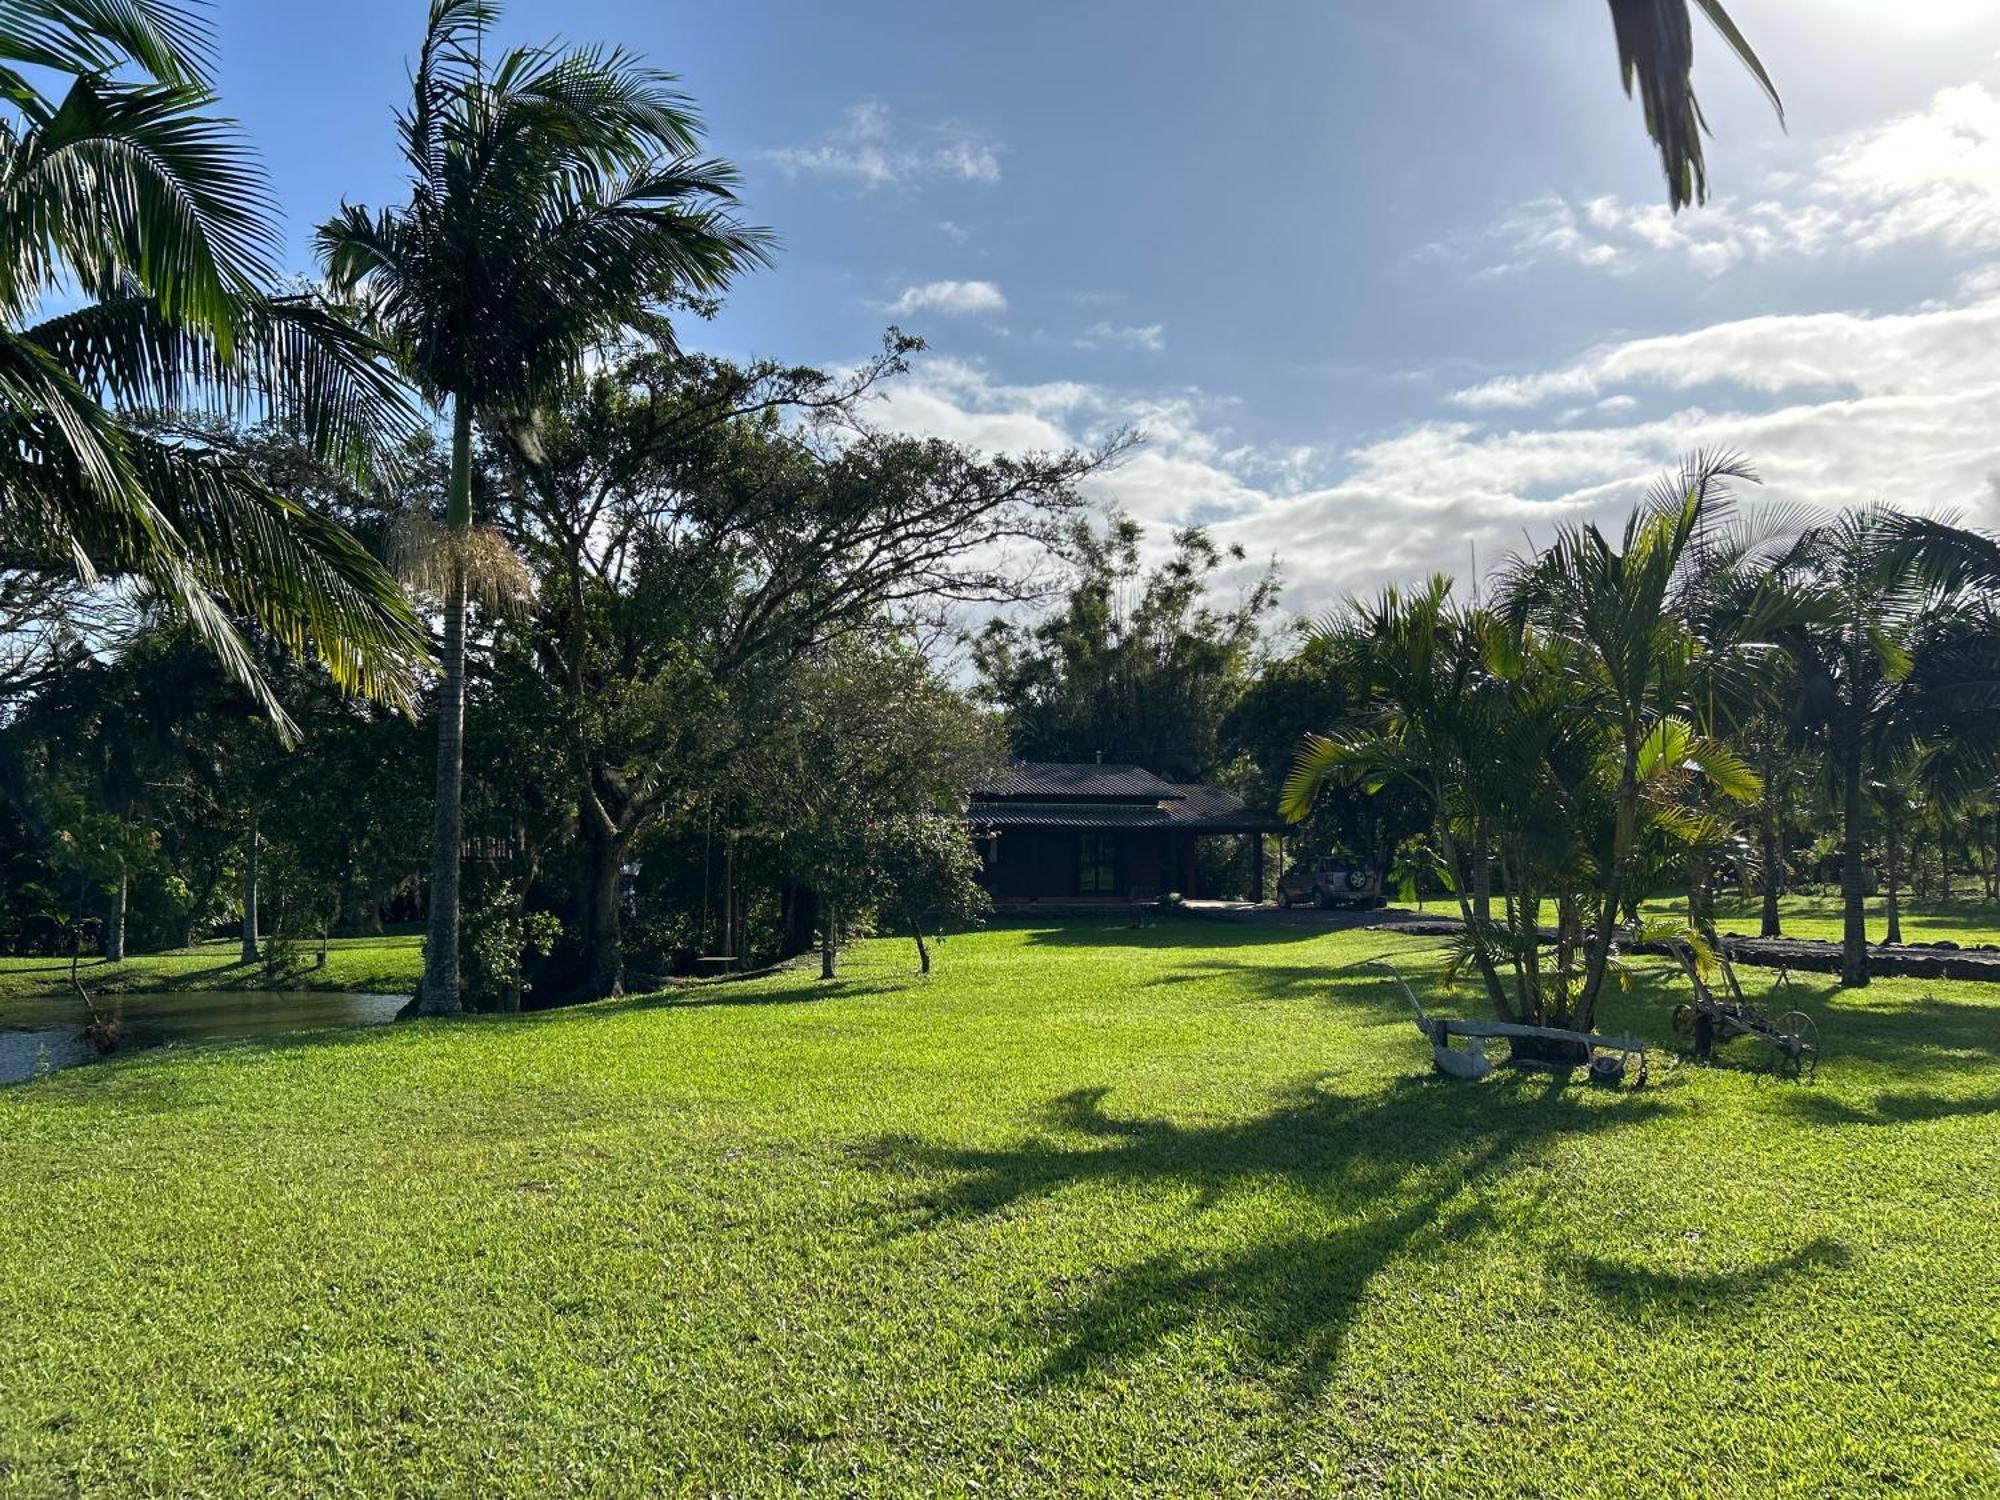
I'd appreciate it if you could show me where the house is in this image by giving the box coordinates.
[967,761,1286,904]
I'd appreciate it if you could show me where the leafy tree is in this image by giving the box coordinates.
[757,640,999,980]
[974,517,1278,782]
[0,0,427,729]
[484,346,1099,997]
[872,814,991,975]
[318,0,772,1013]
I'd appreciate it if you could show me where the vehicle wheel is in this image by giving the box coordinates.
[1314,892,1331,910]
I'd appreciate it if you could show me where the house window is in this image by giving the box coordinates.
[1079,833,1118,894]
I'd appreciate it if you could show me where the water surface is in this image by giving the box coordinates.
[0,989,404,1085]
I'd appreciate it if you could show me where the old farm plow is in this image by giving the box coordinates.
[1365,961,1651,1086]
[1664,940,1821,1079]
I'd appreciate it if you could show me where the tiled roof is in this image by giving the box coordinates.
[972,762,1183,800]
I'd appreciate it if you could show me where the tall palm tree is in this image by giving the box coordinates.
[1604,1,1783,209]
[1,0,428,734]
[318,0,771,1014]
[1777,510,2000,985]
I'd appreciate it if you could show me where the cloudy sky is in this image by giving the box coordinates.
[223,0,2000,616]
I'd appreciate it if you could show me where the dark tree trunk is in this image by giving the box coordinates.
[417,564,468,1014]
[417,395,475,1017]
[577,826,627,999]
[780,881,818,959]
[1760,807,1783,938]
[820,906,837,980]
[1472,818,1492,923]
[1884,808,1903,947]
[240,820,259,965]
[1839,710,1869,988]
[910,918,930,975]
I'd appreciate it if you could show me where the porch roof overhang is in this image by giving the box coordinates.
[967,797,1287,836]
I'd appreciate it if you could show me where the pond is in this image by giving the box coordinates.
[0,989,406,1086]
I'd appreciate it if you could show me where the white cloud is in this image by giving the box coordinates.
[1469,82,2000,277]
[860,280,2000,617]
[882,279,1008,317]
[1073,321,1168,353]
[1450,295,2000,409]
[765,101,1002,190]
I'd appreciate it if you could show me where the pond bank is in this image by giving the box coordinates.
[0,989,407,1085]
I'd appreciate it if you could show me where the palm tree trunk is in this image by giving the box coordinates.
[1577,746,1639,1031]
[103,861,128,962]
[1884,806,1903,946]
[417,395,474,1016]
[1441,821,1515,1022]
[1472,818,1492,923]
[1839,708,1869,988]
[240,817,259,964]
[1759,803,1783,938]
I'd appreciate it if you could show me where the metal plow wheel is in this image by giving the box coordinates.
[1772,1010,1821,1080]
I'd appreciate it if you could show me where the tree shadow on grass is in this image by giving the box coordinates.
[1775,1088,2000,1128]
[1808,992,2000,1079]
[1557,1236,1851,1313]
[1009,917,1340,951]
[865,1072,1668,1398]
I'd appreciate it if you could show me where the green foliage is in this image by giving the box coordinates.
[974,516,1278,782]
[462,880,563,1013]
[0,1,428,729]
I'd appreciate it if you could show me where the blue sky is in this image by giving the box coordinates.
[218,0,2000,612]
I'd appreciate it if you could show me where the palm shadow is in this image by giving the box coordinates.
[1776,1088,2000,1128]
[865,1073,1667,1398]
[1558,1236,1851,1312]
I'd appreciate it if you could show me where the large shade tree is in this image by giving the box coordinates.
[0,0,428,730]
[317,0,771,1013]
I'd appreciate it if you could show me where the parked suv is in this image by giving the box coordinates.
[1276,854,1385,910]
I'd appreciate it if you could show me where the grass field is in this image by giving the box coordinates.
[2,918,1997,1496]
[1638,890,2000,947]
[0,932,421,1005]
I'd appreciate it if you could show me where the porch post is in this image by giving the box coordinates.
[1251,833,1266,903]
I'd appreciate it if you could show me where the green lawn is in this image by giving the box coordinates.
[2,919,1996,1496]
[1639,890,2000,947]
[0,932,421,1006]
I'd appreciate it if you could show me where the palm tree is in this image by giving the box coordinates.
[318,0,771,1014]
[1603,1,1783,208]
[1283,570,1755,1037]
[0,0,428,732]
[1777,510,2000,985]
[1497,453,1763,1025]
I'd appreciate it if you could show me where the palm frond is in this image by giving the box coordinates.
[0,0,211,87]
[1605,0,1782,209]
[3,72,277,338]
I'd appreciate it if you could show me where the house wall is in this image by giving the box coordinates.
[980,828,1206,900]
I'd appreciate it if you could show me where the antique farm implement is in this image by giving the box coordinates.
[1664,941,1820,1079]
[1365,961,1651,1086]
